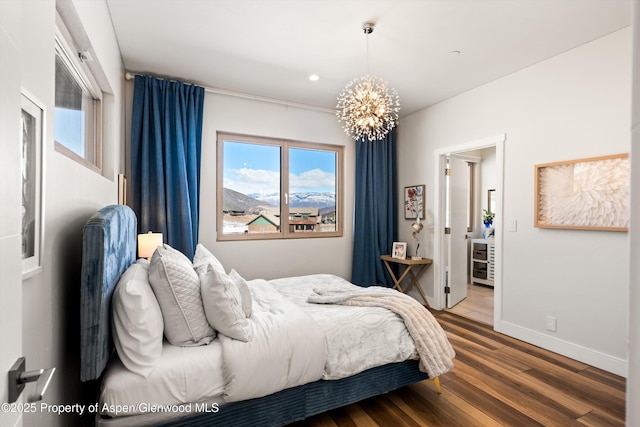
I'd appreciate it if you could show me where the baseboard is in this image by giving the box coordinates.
[498,320,627,378]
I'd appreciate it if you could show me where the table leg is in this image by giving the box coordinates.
[396,265,415,287]
[381,259,431,308]
[382,259,403,292]
[407,265,430,307]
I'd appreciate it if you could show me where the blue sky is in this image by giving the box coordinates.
[223,141,336,194]
[55,108,84,157]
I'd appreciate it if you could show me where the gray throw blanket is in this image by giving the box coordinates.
[308,286,455,377]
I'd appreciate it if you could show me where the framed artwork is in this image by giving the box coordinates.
[404,185,425,220]
[534,154,629,231]
[392,242,407,260]
[21,91,45,277]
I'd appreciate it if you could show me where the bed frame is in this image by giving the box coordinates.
[80,205,430,426]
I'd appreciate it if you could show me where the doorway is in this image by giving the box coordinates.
[432,134,505,330]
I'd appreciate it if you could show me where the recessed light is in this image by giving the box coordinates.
[309,74,320,81]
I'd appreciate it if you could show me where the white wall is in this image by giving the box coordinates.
[399,28,631,375]
[627,1,639,424]
[13,1,124,426]
[197,94,355,281]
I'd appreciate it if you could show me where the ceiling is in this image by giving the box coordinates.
[105,0,632,117]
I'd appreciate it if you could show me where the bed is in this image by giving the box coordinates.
[80,205,454,426]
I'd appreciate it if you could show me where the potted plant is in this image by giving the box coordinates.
[482,209,495,225]
[482,209,495,238]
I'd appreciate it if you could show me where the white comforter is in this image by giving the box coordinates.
[307,285,455,377]
[269,274,419,379]
[220,279,326,402]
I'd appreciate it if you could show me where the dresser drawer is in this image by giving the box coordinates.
[473,269,487,280]
[473,242,487,252]
[473,261,487,270]
[473,250,487,260]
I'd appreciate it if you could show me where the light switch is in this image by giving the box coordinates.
[507,219,517,232]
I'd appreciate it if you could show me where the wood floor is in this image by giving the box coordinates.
[446,283,494,325]
[290,311,626,426]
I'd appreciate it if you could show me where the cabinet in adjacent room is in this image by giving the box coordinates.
[470,238,495,287]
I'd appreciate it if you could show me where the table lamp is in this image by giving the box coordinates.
[137,231,163,260]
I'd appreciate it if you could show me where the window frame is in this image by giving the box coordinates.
[216,132,344,241]
[467,161,475,232]
[54,14,103,173]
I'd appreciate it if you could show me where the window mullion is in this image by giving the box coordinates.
[281,142,290,238]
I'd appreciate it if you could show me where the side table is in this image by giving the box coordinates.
[380,255,433,307]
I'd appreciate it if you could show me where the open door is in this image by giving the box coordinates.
[434,134,504,328]
[446,156,470,308]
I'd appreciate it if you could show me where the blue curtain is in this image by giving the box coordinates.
[351,128,398,287]
[130,75,204,260]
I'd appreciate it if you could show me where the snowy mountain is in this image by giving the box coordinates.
[222,188,275,213]
[247,192,335,209]
[222,189,336,213]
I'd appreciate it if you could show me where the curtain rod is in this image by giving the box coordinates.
[124,72,335,114]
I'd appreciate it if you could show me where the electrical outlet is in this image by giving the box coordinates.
[546,316,557,332]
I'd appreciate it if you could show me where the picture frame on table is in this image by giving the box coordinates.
[404,185,425,220]
[392,242,407,260]
[21,91,45,277]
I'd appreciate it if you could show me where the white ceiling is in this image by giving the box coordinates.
[105,0,632,117]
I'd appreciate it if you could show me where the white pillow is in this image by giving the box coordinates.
[192,244,252,318]
[199,264,252,342]
[229,269,252,318]
[111,259,163,377]
[193,243,225,275]
[149,244,215,346]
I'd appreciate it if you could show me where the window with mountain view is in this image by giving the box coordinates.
[216,132,343,241]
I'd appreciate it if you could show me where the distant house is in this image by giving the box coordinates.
[246,208,321,233]
[288,208,320,233]
[246,214,280,233]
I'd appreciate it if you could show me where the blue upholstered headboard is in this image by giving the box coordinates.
[80,205,137,382]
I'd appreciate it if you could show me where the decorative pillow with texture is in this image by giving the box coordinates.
[111,259,163,377]
[193,243,225,275]
[229,269,252,318]
[149,244,215,346]
[200,264,252,342]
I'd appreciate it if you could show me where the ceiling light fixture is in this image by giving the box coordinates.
[336,22,400,142]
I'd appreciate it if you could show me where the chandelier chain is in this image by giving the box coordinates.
[366,27,370,75]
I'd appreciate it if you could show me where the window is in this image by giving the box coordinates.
[54,16,102,172]
[216,132,343,241]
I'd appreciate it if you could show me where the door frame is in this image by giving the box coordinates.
[432,134,505,331]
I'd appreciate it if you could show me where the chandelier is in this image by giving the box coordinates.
[336,22,400,142]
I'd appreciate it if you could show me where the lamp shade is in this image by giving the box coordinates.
[137,232,163,259]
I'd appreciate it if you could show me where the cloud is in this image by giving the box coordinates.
[224,168,280,194]
[225,167,335,195]
[291,168,335,193]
